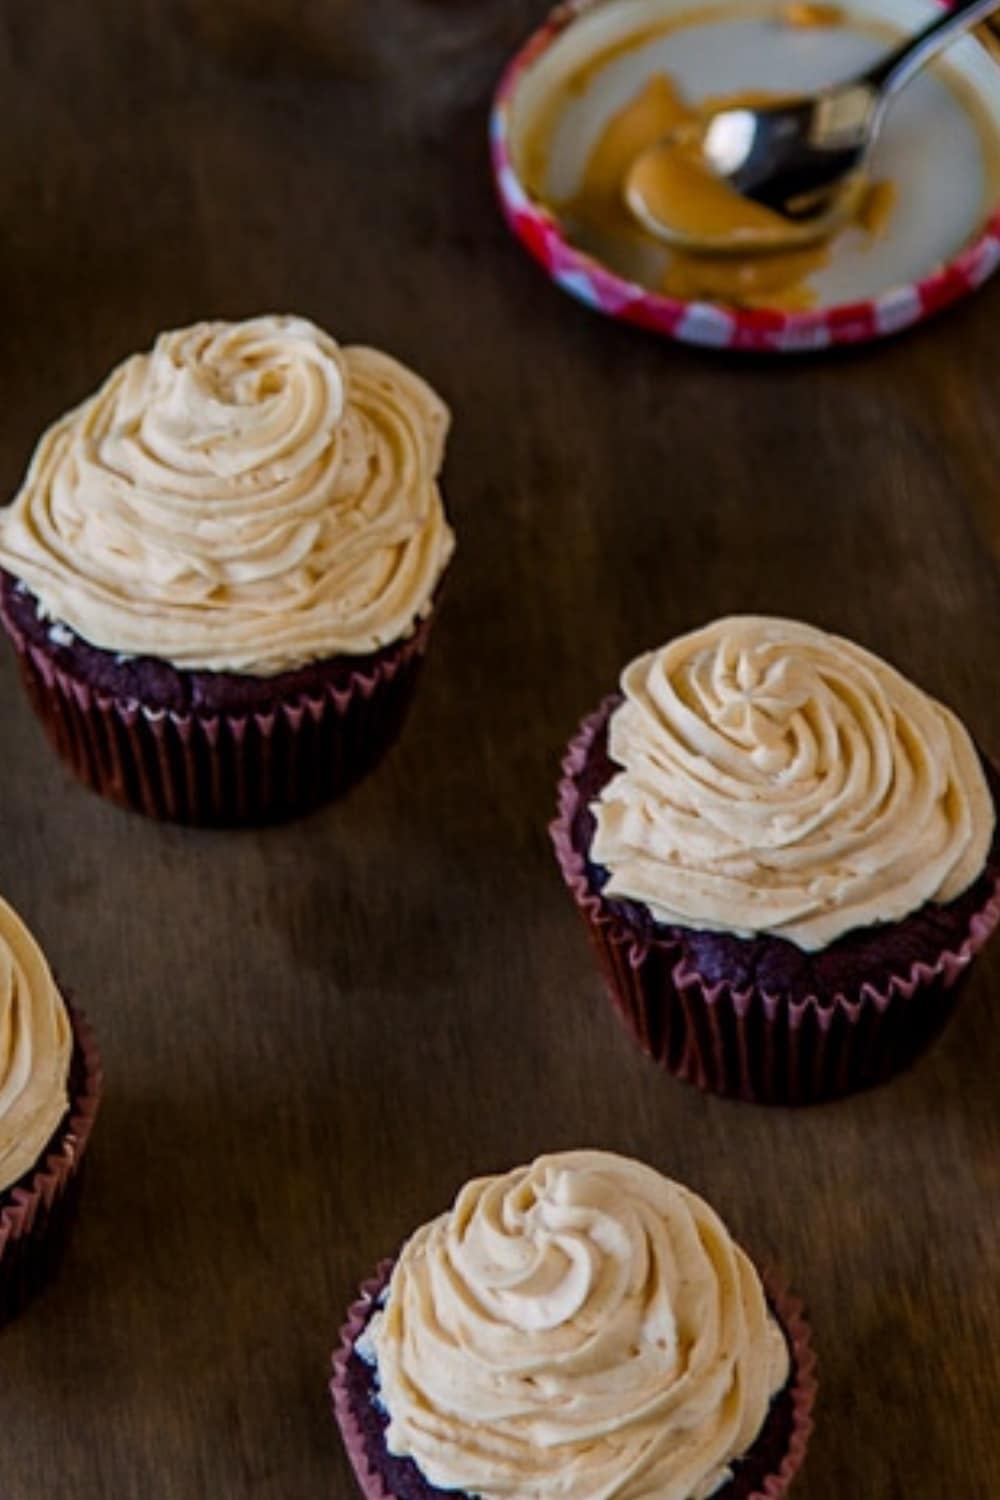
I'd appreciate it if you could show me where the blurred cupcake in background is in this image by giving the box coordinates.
[332,1149,816,1500]
[0,314,455,825]
[552,616,1000,1104]
[0,897,102,1326]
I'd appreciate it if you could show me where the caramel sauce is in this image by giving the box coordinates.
[856,177,898,238]
[782,3,845,28]
[564,75,690,238]
[539,72,895,310]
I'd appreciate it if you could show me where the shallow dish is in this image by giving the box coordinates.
[491,0,1000,350]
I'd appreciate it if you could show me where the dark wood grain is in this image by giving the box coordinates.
[1,1,999,1496]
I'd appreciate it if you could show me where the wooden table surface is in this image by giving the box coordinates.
[2,2,1000,1496]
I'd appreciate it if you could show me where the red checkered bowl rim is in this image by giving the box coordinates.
[489,0,1000,352]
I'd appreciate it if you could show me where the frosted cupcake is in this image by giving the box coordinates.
[0,315,455,824]
[332,1150,816,1500]
[551,616,1000,1104]
[0,897,102,1325]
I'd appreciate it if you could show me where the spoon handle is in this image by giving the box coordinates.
[863,0,1000,96]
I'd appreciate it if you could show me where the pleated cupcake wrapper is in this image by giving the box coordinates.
[330,1257,397,1500]
[4,611,433,826]
[330,1258,817,1500]
[0,1002,103,1327]
[551,698,1000,1105]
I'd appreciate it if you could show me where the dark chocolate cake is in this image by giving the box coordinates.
[0,574,432,824]
[1,572,419,716]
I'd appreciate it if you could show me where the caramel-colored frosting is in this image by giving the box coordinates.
[592,617,995,950]
[0,899,72,1197]
[0,316,455,675]
[364,1150,789,1500]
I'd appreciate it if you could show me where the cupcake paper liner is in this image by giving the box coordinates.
[0,1002,103,1327]
[551,698,1000,1106]
[3,610,433,826]
[330,1259,817,1500]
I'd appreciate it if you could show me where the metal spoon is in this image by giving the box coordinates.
[625,0,1000,252]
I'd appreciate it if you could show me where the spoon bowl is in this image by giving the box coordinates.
[625,0,1000,252]
[625,121,867,252]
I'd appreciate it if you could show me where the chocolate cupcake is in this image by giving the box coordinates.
[0,315,455,825]
[332,1150,816,1500]
[0,897,102,1326]
[552,616,1000,1105]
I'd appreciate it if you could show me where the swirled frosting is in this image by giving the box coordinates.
[591,616,994,951]
[0,899,72,1197]
[0,316,455,675]
[363,1150,789,1500]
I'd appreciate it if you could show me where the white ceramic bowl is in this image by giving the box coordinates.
[491,0,1000,350]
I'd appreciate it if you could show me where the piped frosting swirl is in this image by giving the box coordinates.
[364,1149,790,1500]
[0,316,454,675]
[591,616,994,950]
[0,899,72,1196]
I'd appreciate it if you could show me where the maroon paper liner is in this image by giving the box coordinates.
[0,1002,103,1327]
[1,608,434,826]
[551,697,1000,1106]
[330,1258,817,1500]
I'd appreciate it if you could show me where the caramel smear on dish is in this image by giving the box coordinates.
[782,3,846,28]
[561,74,894,310]
[856,177,897,236]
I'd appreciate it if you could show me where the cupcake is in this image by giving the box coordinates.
[552,616,1000,1105]
[0,315,455,825]
[0,897,102,1325]
[332,1149,816,1500]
